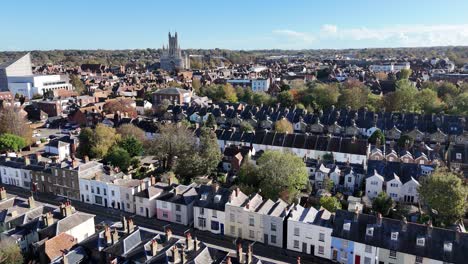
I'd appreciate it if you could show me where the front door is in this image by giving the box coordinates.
[332,250,338,261]
[220,223,224,235]
[264,234,269,245]
[302,242,307,253]
[146,208,149,217]
[310,245,315,255]
[355,254,361,264]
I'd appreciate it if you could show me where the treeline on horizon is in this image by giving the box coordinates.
[1,46,468,67]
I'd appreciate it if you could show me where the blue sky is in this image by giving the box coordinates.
[2,0,468,50]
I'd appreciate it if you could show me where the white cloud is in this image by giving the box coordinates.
[319,24,468,47]
[272,29,315,44]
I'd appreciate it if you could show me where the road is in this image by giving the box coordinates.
[4,185,331,264]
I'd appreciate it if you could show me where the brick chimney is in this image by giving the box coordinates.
[0,187,7,200]
[165,227,173,240]
[24,156,31,165]
[104,225,112,245]
[112,228,119,244]
[121,216,128,232]
[247,243,253,264]
[60,201,72,218]
[43,212,53,227]
[427,221,433,238]
[71,158,79,169]
[193,236,198,252]
[402,217,408,232]
[172,245,180,263]
[127,218,135,234]
[226,256,232,264]
[181,245,186,264]
[185,232,192,250]
[150,176,156,186]
[150,239,158,256]
[28,196,35,208]
[61,252,68,264]
[84,155,89,163]
[236,243,243,263]
[377,213,382,226]
[212,182,219,194]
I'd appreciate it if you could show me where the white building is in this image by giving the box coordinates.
[134,180,167,218]
[386,174,403,201]
[8,75,73,99]
[0,157,32,189]
[44,140,70,161]
[365,171,385,199]
[369,62,410,73]
[193,184,231,235]
[287,205,333,259]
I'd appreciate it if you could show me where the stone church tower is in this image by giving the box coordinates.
[160,32,190,72]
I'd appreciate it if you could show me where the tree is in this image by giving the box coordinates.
[148,123,197,170]
[417,88,442,113]
[338,84,370,110]
[277,91,294,107]
[205,114,217,129]
[239,150,308,203]
[70,74,86,95]
[77,124,120,159]
[116,124,146,142]
[322,178,334,192]
[418,169,467,226]
[154,99,171,115]
[453,92,468,115]
[398,68,412,80]
[0,134,26,152]
[0,107,32,144]
[397,134,414,149]
[222,84,238,103]
[372,192,394,216]
[385,80,419,112]
[105,146,131,172]
[252,92,271,106]
[274,119,293,133]
[310,83,340,109]
[368,129,385,145]
[240,121,254,132]
[0,238,23,264]
[319,196,342,212]
[198,129,222,176]
[118,136,143,157]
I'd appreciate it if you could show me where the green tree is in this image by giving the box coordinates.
[417,88,442,113]
[398,68,412,80]
[198,128,222,176]
[116,124,146,142]
[240,121,254,132]
[77,124,120,159]
[372,192,394,216]
[322,178,334,192]
[338,81,370,110]
[368,129,385,145]
[397,134,414,149]
[310,83,340,109]
[319,196,342,212]
[70,74,86,95]
[105,146,131,172]
[247,150,308,203]
[252,92,271,106]
[205,114,217,129]
[118,136,143,157]
[385,80,420,112]
[192,79,202,93]
[0,134,26,152]
[418,169,467,226]
[223,84,238,103]
[274,118,293,133]
[277,91,294,107]
[453,92,468,115]
[0,238,23,264]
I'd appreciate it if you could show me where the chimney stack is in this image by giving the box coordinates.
[127,218,135,234]
[193,236,198,252]
[104,225,112,245]
[247,243,253,264]
[212,182,219,194]
[28,196,35,208]
[185,232,193,250]
[427,221,433,238]
[112,228,119,244]
[236,243,243,263]
[43,212,53,227]
[60,201,72,218]
[456,228,461,243]
[181,245,186,263]
[0,187,7,200]
[165,227,173,240]
[353,207,359,222]
[61,252,68,264]
[24,156,31,165]
[150,176,156,186]
[226,256,232,264]
[377,213,382,226]
[71,158,79,169]
[122,216,128,232]
[150,239,158,256]
[172,245,180,263]
[84,155,89,163]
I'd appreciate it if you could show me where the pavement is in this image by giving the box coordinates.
[4,184,331,264]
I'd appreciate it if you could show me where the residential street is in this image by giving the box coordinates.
[3,184,330,264]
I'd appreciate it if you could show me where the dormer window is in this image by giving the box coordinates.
[417,237,425,247]
[343,222,351,231]
[366,227,374,236]
[443,242,452,252]
[391,231,398,241]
